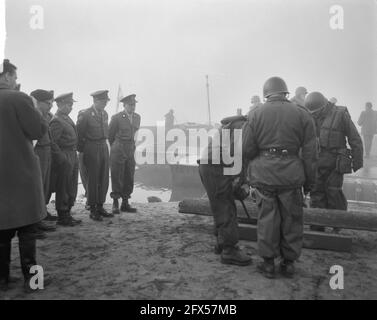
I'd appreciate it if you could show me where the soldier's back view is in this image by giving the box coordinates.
[243,77,316,278]
[305,92,363,216]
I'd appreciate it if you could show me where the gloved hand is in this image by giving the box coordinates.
[233,183,250,201]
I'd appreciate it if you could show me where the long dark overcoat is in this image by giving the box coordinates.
[0,86,47,230]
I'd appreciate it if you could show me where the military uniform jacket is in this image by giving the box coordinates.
[77,106,109,152]
[108,111,141,145]
[313,102,363,169]
[0,86,47,229]
[243,96,317,189]
[35,112,53,147]
[50,111,78,151]
[199,115,248,179]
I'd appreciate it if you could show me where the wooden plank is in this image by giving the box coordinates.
[178,198,377,232]
[237,224,352,252]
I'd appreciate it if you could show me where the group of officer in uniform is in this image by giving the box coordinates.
[199,76,363,278]
[30,90,141,228]
[0,58,142,291]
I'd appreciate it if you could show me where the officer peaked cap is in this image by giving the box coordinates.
[54,92,76,103]
[30,89,54,102]
[120,94,137,104]
[91,90,110,100]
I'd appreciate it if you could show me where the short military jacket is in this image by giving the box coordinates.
[77,106,109,150]
[50,111,78,149]
[36,112,54,147]
[108,111,141,145]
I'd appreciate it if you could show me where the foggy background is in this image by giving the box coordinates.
[4,0,377,125]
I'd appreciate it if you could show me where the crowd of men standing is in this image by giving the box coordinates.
[0,59,140,291]
[0,57,373,291]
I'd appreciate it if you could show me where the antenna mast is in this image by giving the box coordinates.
[206,75,211,125]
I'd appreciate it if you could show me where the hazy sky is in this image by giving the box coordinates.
[4,0,376,125]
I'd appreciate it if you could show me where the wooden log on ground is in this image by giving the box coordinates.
[178,198,377,232]
[237,224,352,252]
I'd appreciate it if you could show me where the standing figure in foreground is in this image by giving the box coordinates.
[243,77,317,278]
[109,94,140,214]
[305,92,363,224]
[50,93,81,227]
[198,115,252,266]
[358,102,377,159]
[77,90,112,221]
[0,59,47,291]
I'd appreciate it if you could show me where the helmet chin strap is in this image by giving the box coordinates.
[310,106,325,115]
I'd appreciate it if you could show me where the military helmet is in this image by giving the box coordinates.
[263,77,289,98]
[305,92,328,112]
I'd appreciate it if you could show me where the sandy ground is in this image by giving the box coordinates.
[1,201,377,300]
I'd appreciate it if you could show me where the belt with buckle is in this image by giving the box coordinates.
[260,148,298,157]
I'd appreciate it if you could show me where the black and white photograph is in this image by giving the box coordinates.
[0,0,376,304]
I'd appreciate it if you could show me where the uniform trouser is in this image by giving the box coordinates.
[110,141,136,200]
[54,150,79,212]
[255,188,304,261]
[0,225,37,282]
[198,164,239,248]
[310,152,347,210]
[83,141,109,206]
[34,146,51,204]
[363,134,374,157]
[78,152,88,197]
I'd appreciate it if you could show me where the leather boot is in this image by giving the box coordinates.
[112,199,120,214]
[257,257,275,279]
[57,211,79,227]
[0,243,11,291]
[89,206,103,222]
[67,209,82,225]
[97,204,114,218]
[120,199,137,213]
[280,259,295,278]
[221,246,252,266]
[44,210,58,222]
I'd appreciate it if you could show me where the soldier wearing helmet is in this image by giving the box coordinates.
[305,92,363,230]
[243,77,317,278]
[291,87,308,109]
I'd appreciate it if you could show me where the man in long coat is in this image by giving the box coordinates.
[0,59,47,291]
